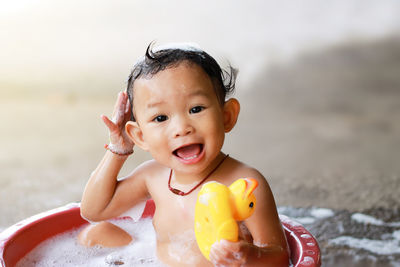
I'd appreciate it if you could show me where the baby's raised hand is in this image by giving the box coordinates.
[209,239,251,267]
[102,91,134,155]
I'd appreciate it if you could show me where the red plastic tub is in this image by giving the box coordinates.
[0,200,320,266]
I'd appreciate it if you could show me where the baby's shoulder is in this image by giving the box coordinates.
[225,156,265,181]
[225,157,275,202]
[132,159,167,179]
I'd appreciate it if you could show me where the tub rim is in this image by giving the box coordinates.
[0,200,320,267]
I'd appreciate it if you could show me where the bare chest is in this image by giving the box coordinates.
[153,195,197,239]
[152,196,212,266]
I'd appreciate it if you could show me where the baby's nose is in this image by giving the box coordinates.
[173,117,194,137]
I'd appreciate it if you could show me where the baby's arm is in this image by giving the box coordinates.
[210,171,289,266]
[80,92,148,221]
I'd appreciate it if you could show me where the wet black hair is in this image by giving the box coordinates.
[126,42,237,121]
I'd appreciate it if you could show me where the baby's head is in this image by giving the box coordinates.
[124,43,241,172]
[126,43,237,121]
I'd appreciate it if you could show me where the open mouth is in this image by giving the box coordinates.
[173,144,204,162]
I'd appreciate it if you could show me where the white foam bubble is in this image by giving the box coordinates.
[119,201,146,222]
[329,235,400,255]
[351,213,400,227]
[16,218,163,267]
[351,213,385,226]
[167,229,202,265]
[309,208,334,219]
[389,221,400,227]
[393,230,400,241]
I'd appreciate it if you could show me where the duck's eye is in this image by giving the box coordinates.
[249,202,254,208]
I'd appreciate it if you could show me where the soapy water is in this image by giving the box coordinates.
[329,233,400,255]
[167,229,203,265]
[16,218,163,267]
[14,205,400,266]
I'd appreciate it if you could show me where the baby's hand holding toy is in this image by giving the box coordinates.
[209,239,251,266]
[102,91,134,156]
[194,178,258,262]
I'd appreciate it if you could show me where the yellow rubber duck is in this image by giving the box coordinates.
[194,178,258,260]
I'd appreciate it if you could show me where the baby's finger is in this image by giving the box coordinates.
[210,252,234,267]
[124,105,132,122]
[121,92,131,116]
[125,97,130,114]
[111,92,124,121]
[210,242,236,266]
[101,114,117,132]
[220,240,248,264]
[112,92,123,111]
[116,92,131,123]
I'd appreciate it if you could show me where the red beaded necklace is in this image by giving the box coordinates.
[168,154,229,196]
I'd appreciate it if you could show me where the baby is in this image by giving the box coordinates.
[79,43,289,266]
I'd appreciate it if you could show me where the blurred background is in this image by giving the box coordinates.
[1,0,400,265]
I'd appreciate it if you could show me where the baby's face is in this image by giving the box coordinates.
[131,62,226,175]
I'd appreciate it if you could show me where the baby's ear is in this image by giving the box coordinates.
[223,98,240,133]
[125,121,149,151]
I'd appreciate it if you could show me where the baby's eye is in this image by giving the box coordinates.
[189,106,204,114]
[153,115,168,122]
